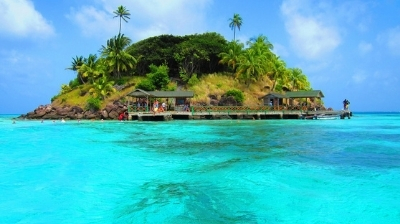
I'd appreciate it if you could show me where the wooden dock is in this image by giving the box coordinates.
[128,110,350,121]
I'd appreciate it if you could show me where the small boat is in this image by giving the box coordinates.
[301,115,315,119]
[315,114,338,120]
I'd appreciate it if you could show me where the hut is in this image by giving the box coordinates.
[259,92,287,107]
[127,89,194,112]
[285,90,324,108]
[260,90,325,109]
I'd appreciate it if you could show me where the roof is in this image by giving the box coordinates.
[259,92,287,99]
[285,90,324,98]
[127,89,194,98]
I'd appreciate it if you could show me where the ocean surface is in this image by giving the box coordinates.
[1,113,399,223]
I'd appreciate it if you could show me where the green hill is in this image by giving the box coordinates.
[55,32,313,111]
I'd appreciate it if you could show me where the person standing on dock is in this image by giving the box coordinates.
[343,99,350,110]
[153,100,159,115]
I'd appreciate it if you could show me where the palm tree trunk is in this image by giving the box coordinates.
[272,80,277,92]
[119,17,122,34]
[79,73,85,84]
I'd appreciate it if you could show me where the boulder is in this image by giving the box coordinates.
[30,110,47,118]
[71,106,84,114]
[56,107,71,116]
[42,112,61,120]
[108,110,119,119]
[105,103,114,113]
[102,110,109,119]
[210,99,219,106]
[84,110,98,119]
[218,96,237,106]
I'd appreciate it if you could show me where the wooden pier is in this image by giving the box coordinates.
[128,109,350,121]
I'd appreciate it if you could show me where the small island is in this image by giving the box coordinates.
[19,6,350,121]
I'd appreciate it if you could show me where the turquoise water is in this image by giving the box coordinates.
[1,113,400,223]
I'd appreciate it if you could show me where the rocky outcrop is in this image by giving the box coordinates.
[19,101,128,120]
[218,96,240,106]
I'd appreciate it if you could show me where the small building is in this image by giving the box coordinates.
[285,90,324,106]
[127,89,194,111]
[259,92,287,107]
[260,90,325,107]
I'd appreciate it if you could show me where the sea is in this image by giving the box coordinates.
[1,113,399,224]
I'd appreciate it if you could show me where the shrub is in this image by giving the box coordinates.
[69,78,80,89]
[86,97,101,111]
[136,79,155,91]
[60,84,72,94]
[147,64,170,90]
[115,76,129,85]
[225,89,244,103]
[188,74,199,86]
[166,84,177,91]
[51,95,59,102]
[179,71,190,82]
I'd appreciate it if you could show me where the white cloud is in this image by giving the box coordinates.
[280,0,341,60]
[0,50,37,78]
[336,1,371,33]
[272,43,289,58]
[67,0,212,41]
[352,72,366,84]
[0,0,54,38]
[358,41,372,54]
[386,27,400,55]
[67,5,116,38]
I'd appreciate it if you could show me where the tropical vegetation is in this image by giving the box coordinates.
[229,13,243,41]
[56,7,312,110]
[113,5,130,34]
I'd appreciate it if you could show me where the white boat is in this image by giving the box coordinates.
[315,114,338,120]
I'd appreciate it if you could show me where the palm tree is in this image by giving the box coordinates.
[219,40,244,72]
[101,33,137,79]
[78,54,102,84]
[229,13,243,41]
[268,56,289,91]
[66,56,85,84]
[247,34,274,52]
[89,75,116,100]
[113,5,130,34]
[288,68,301,91]
[235,49,268,86]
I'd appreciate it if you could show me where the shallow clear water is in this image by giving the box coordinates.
[1,113,400,223]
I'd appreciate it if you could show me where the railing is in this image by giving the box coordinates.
[190,105,304,114]
[128,106,149,113]
[128,104,330,114]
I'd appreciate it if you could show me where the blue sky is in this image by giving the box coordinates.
[1,0,399,113]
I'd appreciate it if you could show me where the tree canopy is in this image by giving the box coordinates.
[63,6,312,107]
[229,13,243,41]
[127,32,227,77]
[113,5,130,34]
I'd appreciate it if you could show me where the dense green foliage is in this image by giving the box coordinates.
[89,75,116,100]
[127,35,184,76]
[136,79,155,91]
[60,84,72,94]
[86,97,101,111]
[62,6,312,106]
[225,89,244,103]
[69,78,80,89]
[127,32,227,77]
[147,64,170,90]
